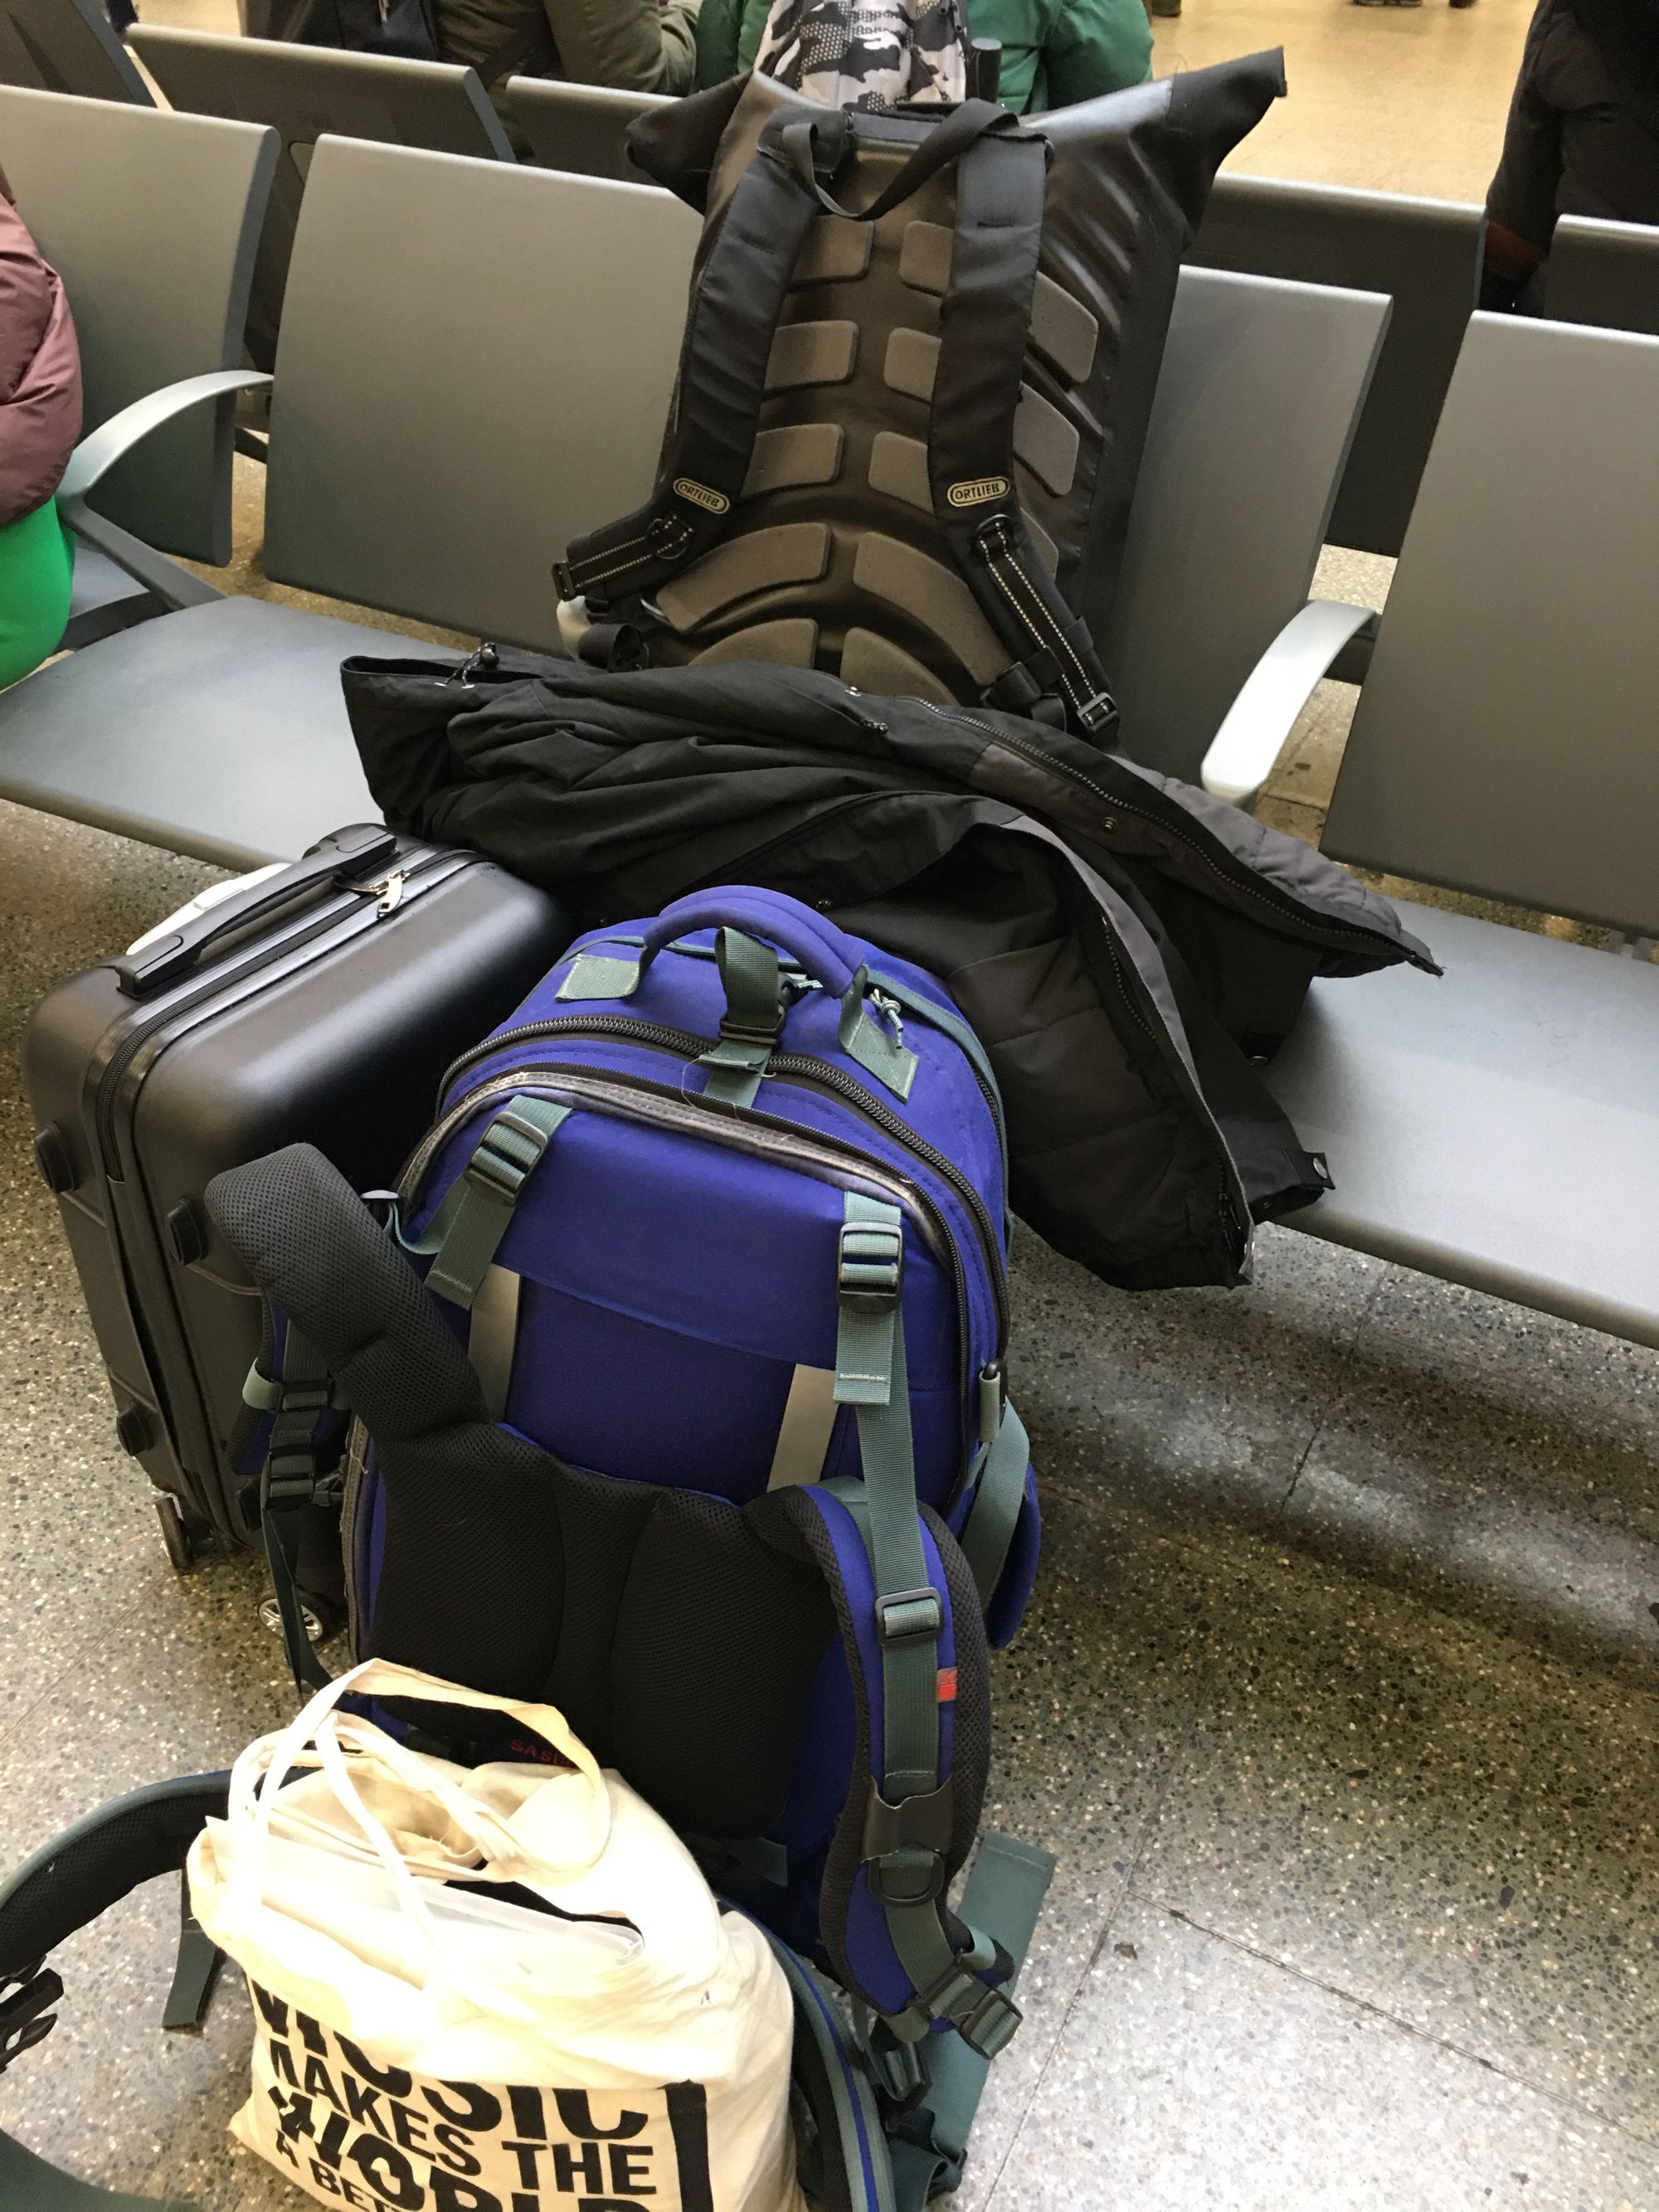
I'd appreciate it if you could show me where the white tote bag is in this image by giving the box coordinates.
[188,1659,805,2212]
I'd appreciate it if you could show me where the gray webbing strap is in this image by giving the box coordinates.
[833,1197,937,1802]
[255,1325,338,1694]
[888,1834,1055,2212]
[958,1397,1030,1612]
[416,1096,570,1310]
[832,1200,1019,2058]
[698,928,784,1108]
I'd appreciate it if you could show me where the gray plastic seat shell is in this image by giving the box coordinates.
[0,599,389,869]
[0,0,150,102]
[1546,214,1659,338]
[1321,315,1659,939]
[0,140,701,865]
[1188,174,1481,558]
[0,86,275,565]
[1104,265,1389,785]
[505,76,674,182]
[1267,903,1659,1349]
[262,139,699,644]
[128,26,513,367]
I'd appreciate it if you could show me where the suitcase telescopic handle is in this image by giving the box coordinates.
[110,824,400,998]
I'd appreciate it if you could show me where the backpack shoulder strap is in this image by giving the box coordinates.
[557,109,850,612]
[928,124,1117,738]
[556,101,1024,620]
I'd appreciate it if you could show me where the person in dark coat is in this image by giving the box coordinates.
[0,182,80,689]
[1483,0,1659,301]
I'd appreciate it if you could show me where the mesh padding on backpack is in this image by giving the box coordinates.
[610,1487,835,1837]
[207,1146,480,1440]
[366,1422,568,1704]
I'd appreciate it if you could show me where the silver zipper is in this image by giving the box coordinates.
[432,1012,1009,1338]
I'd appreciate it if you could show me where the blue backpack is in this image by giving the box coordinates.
[195,886,1047,2194]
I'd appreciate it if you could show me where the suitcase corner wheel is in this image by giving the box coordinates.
[151,1486,213,1571]
[257,1591,345,1646]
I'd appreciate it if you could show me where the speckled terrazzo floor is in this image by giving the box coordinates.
[2,789,1657,2210]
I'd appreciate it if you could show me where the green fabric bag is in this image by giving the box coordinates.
[0,498,73,690]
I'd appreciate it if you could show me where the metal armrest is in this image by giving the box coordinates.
[1201,600,1379,808]
[59,371,275,615]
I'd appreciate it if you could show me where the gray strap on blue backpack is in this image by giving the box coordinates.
[244,1324,340,1694]
[832,1194,1021,2060]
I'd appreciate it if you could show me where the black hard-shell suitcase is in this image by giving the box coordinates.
[22,824,570,1603]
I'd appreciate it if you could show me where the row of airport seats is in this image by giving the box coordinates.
[0,87,1657,1425]
[5,0,1659,576]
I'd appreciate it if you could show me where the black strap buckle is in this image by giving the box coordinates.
[838,1218,904,1310]
[864,1777,956,1906]
[911,1957,1023,2059]
[0,1964,62,2073]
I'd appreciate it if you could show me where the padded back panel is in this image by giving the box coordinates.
[639,134,1037,701]
[266,138,699,645]
[1547,215,1659,339]
[507,75,674,182]
[1105,266,1388,785]
[129,25,513,369]
[1189,173,1481,557]
[0,86,275,565]
[0,0,148,101]
[1324,314,1659,936]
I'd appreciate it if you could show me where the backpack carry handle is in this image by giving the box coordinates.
[775,97,1023,225]
[640,888,859,997]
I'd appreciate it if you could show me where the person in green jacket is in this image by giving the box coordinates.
[696,0,1151,110]
[436,0,702,98]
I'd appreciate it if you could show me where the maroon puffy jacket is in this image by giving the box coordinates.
[0,187,82,530]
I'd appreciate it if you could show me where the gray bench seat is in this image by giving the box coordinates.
[1268,903,1659,1349]
[1207,312,1659,1353]
[0,600,394,868]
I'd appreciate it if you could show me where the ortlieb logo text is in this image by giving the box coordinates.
[947,476,1011,508]
[673,478,730,515]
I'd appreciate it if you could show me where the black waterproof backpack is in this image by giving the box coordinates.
[556,55,1285,740]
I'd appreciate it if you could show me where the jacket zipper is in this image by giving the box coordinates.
[917,699,1400,957]
[973,523,1117,736]
[433,1013,1007,1341]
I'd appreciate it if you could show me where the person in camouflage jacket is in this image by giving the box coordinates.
[697,0,1149,110]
